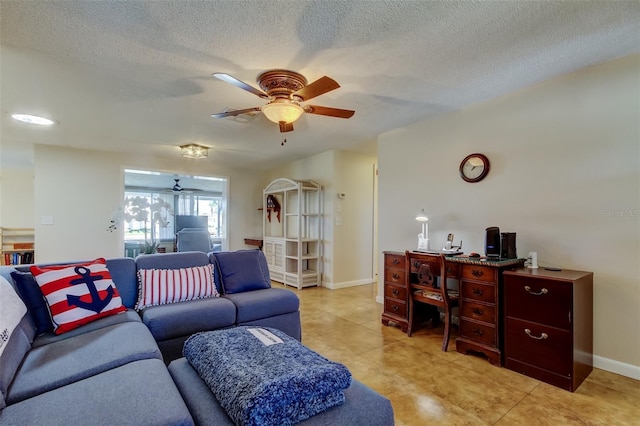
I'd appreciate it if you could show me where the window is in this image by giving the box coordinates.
[123,169,228,255]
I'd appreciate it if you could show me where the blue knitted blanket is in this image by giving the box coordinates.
[183,327,352,426]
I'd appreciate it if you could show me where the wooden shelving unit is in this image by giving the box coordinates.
[1,227,35,265]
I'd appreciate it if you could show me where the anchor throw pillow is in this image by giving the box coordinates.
[30,258,126,335]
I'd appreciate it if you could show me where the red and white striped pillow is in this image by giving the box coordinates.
[30,258,126,335]
[135,264,219,310]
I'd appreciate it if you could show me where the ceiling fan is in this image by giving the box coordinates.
[166,179,201,194]
[211,69,355,133]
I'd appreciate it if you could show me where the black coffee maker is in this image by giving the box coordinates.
[484,227,517,259]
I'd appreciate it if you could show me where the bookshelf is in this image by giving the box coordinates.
[263,178,322,289]
[1,227,35,265]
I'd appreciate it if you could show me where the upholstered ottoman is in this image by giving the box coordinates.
[168,357,394,425]
[168,327,394,425]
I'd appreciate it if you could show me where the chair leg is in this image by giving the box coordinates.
[441,308,452,352]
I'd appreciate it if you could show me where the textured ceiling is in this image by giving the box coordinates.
[1,0,639,170]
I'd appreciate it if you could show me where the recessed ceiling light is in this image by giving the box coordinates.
[11,113,55,126]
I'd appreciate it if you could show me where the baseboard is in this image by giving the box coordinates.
[593,355,640,380]
[376,295,384,304]
[323,278,374,290]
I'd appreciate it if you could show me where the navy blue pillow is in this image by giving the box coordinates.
[10,271,53,335]
[214,250,271,294]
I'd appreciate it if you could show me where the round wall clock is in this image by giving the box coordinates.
[459,153,490,183]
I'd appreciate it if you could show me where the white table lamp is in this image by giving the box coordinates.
[416,209,429,250]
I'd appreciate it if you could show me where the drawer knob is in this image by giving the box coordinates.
[472,308,484,316]
[392,305,399,312]
[472,328,484,336]
[471,269,484,278]
[392,258,399,265]
[413,261,420,268]
[525,328,548,340]
[392,273,400,280]
[392,288,399,296]
[524,285,548,296]
[472,288,484,296]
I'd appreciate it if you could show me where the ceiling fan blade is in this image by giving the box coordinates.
[292,76,340,101]
[279,121,294,133]
[304,105,355,119]
[211,107,262,118]
[212,73,269,99]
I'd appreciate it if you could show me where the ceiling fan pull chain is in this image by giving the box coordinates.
[281,137,286,146]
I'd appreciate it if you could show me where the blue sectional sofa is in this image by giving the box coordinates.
[0,249,393,425]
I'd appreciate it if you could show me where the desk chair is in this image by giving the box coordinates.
[407,253,459,351]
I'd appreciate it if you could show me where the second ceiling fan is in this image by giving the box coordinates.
[211,69,355,133]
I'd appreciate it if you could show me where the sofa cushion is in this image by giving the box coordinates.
[105,257,138,309]
[10,270,53,335]
[30,309,141,349]
[213,250,271,294]
[6,321,161,404]
[1,359,194,426]
[0,276,36,409]
[30,258,126,334]
[139,296,236,342]
[136,251,210,270]
[136,264,218,311]
[223,288,299,323]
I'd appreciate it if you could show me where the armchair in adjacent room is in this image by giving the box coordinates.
[176,228,212,253]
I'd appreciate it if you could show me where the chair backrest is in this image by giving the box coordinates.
[176,229,212,252]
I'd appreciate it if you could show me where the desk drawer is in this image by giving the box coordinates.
[384,254,406,269]
[384,284,407,300]
[461,281,495,304]
[460,319,496,346]
[384,298,407,319]
[461,265,496,283]
[384,269,406,285]
[505,317,572,376]
[461,301,495,324]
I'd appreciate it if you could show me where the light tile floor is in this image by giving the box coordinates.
[274,282,640,425]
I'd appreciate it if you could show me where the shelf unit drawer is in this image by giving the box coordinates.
[461,265,496,283]
[384,298,407,319]
[461,301,495,324]
[505,317,572,376]
[505,275,572,329]
[384,253,405,269]
[460,319,496,347]
[460,281,495,304]
[384,284,407,301]
[384,268,406,285]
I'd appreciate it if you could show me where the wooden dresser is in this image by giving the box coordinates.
[503,268,593,391]
[381,251,408,332]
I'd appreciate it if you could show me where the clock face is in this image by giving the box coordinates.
[460,153,490,182]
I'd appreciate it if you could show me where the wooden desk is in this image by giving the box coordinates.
[243,237,263,250]
[382,251,525,365]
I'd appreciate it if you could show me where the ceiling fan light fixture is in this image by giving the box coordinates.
[180,144,208,159]
[261,101,304,124]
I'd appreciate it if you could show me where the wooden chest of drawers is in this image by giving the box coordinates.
[381,251,408,332]
[503,268,593,392]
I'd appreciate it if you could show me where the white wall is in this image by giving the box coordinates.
[0,167,35,227]
[33,145,265,262]
[378,55,640,377]
[333,150,376,285]
[266,149,377,288]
